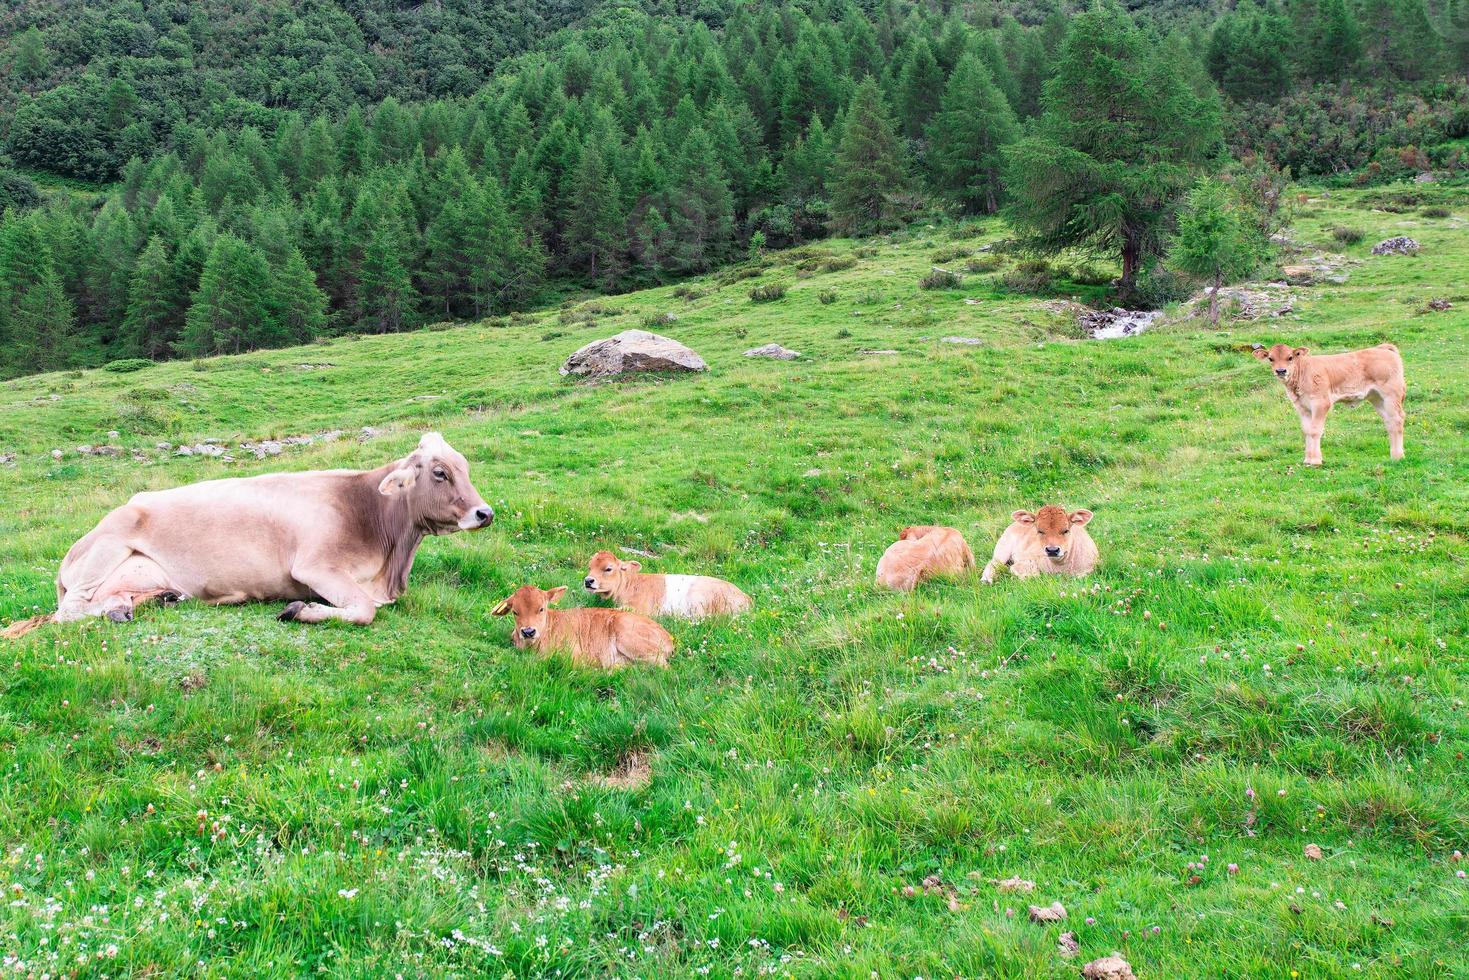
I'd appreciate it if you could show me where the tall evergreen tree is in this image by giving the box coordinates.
[565,144,627,286]
[1004,6,1224,292]
[180,235,274,356]
[1168,178,1259,324]
[830,77,907,236]
[927,55,1018,214]
[120,236,183,359]
[665,127,735,273]
[896,39,944,139]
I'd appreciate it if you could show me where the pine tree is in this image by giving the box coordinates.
[269,248,328,344]
[1168,178,1259,324]
[357,220,418,333]
[0,220,76,374]
[1208,4,1296,102]
[120,236,182,359]
[665,127,735,273]
[180,235,274,356]
[927,55,1018,215]
[1004,6,1223,293]
[565,143,627,286]
[897,39,944,139]
[830,78,907,236]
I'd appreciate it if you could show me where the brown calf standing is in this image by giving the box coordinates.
[1252,342,1405,465]
[492,584,674,668]
[874,525,976,591]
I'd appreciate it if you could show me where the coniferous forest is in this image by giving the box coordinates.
[0,0,1465,377]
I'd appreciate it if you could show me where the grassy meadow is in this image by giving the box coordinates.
[0,185,1466,978]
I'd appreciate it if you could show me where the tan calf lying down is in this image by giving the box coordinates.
[493,585,674,668]
[875,525,975,591]
[1252,342,1405,465]
[981,506,1097,584]
[583,551,752,619]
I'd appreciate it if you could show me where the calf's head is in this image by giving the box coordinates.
[1252,343,1307,380]
[378,432,494,533]
[584,550,640,595]
[491,585,567,646]
[1013,505,1092,562]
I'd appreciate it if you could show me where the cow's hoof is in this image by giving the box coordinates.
[278,601,306,622]
[159,591,183,606]
[105,608,133,624]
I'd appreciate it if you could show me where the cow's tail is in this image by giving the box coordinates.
[1,614,54,640]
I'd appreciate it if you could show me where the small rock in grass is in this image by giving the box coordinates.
[1058,931,1080,957]
[1082,955,1136,980]
[995,876,1036,893]
[1304,844,1324,860]
[1029,902,1067,923]
[1371,236,1419,256]
[743,343,802,360]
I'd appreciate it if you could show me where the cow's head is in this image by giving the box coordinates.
[898,526,939,541]
[491,584,566,646]
[584,550,638,596]
[1252,343,1308,380]
[378,432,493,533]
[1012,505,1092,562]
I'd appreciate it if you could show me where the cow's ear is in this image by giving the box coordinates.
[898,526,914,540]
[490,597,513,616]
[1250,345,1269,360]
[623,560,642,573]
[1069,509,1094,527]
[378,465,418,496]
[1292,346,1309,357]
[546,586,568,604]
[1012,510,1035,524]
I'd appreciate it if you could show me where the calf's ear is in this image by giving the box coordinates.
[1292,346,1309,357]
[1250,345,1269,360]
[1011,510,1035,524]
[623,560,642,573]
[547,586,568,604]
[490,597,513,616]
[1069,509,1094,526]
[378,465,418,496]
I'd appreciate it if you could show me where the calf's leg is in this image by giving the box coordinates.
[280,566,378,625]
[1369,387,1405,460]
[1299,404,1329,466]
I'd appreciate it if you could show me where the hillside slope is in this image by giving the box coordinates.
[0,187,1466,976]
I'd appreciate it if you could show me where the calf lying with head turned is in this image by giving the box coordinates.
[875,525,975,591]
[493,584,674,668]
[583,551,752,619]
[981,506,1097,584]
[1251,342,1405,465]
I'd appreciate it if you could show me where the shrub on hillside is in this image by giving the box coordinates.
[965,255,1004,274]
[1331,226,1365,245]
[822,255,857,273]
[103,357,152,373]
[749,283,786,302]
[920,268,963,290]
[1000,259,1051,293]
[931,246,971,264]
[643,311,679,327]
[1421,206,1451,218]
[819,290,838,305]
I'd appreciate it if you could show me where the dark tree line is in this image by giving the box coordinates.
[0,0,1464,378]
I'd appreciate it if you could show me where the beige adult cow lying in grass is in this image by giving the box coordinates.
[493,584,675,668]
[582,551,752,619]
[1252,342,1406,465]
[2,433,493,637]
[874,525,975,591]
[981,506,1098,584]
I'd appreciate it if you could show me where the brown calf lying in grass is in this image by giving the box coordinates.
[1252,342,1405,465]
[492,585,674,668]
[583,551,752,619]
[875,525,975,591]
[981,506,1098,584]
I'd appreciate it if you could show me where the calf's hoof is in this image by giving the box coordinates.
[278,601,306,622]
[159,591,183,606]
[105,607,133,624]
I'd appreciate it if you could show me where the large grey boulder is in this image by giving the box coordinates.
[1372,236,1419,256]
[561,329,707,378]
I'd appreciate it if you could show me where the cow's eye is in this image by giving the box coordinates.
[605,567,614,572]
[1062,529,1069,535]
[432,467,447,482]
[539,607,546,613]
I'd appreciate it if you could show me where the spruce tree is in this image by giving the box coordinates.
[1168,178,1258,324]
[1003,6,1223,293]
[269,247,328,344]
[897,39,944,139]
[121,236,182,359]
[927,55,1018,215]
[180,235,274,356]
[357,220,418,333]
[665,127,735,273]
[565,144,628,286]
[830,78,907,236]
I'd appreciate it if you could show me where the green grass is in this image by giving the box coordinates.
[0,186,1466,978]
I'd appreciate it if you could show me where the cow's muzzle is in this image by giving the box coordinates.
[1044,546,1064,559]
[583,577,597,590]
[1275,369,1288,377]
[459,506,494,530]
[519,627,537,639]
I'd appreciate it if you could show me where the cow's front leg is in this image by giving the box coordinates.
[280,567,378,625]
[1299,405,1329,466]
